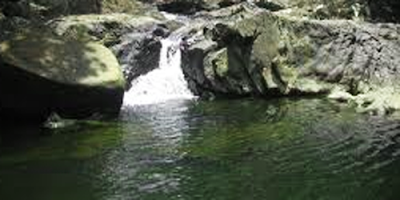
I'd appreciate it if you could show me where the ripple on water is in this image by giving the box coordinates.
[1,99,400,200]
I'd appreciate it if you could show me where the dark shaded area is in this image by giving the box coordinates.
[0,120,122,200]
[0,32,124,125]
[155,0,246,14]
[0,125,47,146]
[253,0,284,11]
[217,0,245,8]
[156,0,204,14]
[0,61,123,124]
[0,0,102,19]
[0,119,119,148]
[367,0,400,23]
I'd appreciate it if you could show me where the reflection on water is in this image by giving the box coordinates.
[1,99,400,200]
[99,100,192,200]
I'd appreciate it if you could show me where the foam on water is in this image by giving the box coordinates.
[123,38,194,106]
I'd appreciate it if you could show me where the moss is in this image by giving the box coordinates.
[275,61,298,92]
[102,0,141,13]
[213,48,229,77]
[51,14,161,44]
[53,13,160,32]
[62,24,95,42]
[80,42,125,87]
[0,32,124,88]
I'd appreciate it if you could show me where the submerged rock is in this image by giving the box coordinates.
[0,32,125,123]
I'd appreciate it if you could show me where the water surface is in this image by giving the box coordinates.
[1,99,400,200]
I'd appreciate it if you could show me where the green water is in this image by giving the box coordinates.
[1,99,400,200]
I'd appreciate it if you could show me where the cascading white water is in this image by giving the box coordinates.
[123,38,194,106]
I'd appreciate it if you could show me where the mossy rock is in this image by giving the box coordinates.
[213,48,229,77]
[0,32,125,123]
[49,14,163,46]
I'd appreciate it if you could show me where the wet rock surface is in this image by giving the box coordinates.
[113,33,163,90]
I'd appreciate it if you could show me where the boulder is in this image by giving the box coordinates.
[182,3,400,114]
[48,14,170,90]
[0,32,125,123]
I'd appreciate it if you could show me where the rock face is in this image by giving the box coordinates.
[267,0,400,23]
[182,4,400,114]
[153,0,400,22]
[113,33,163,90]
[0,33,125,123]
[268,0,367,20]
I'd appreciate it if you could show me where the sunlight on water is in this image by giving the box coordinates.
[2,99,400,200]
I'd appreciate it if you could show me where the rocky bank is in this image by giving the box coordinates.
[1,0,400,122]
[181,4,400,115]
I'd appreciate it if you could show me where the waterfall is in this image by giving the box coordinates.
[123,38,194,106]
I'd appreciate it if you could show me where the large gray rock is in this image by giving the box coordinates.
[182,4,400,114]
[48,14,171,90]
[0,32,125,123]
